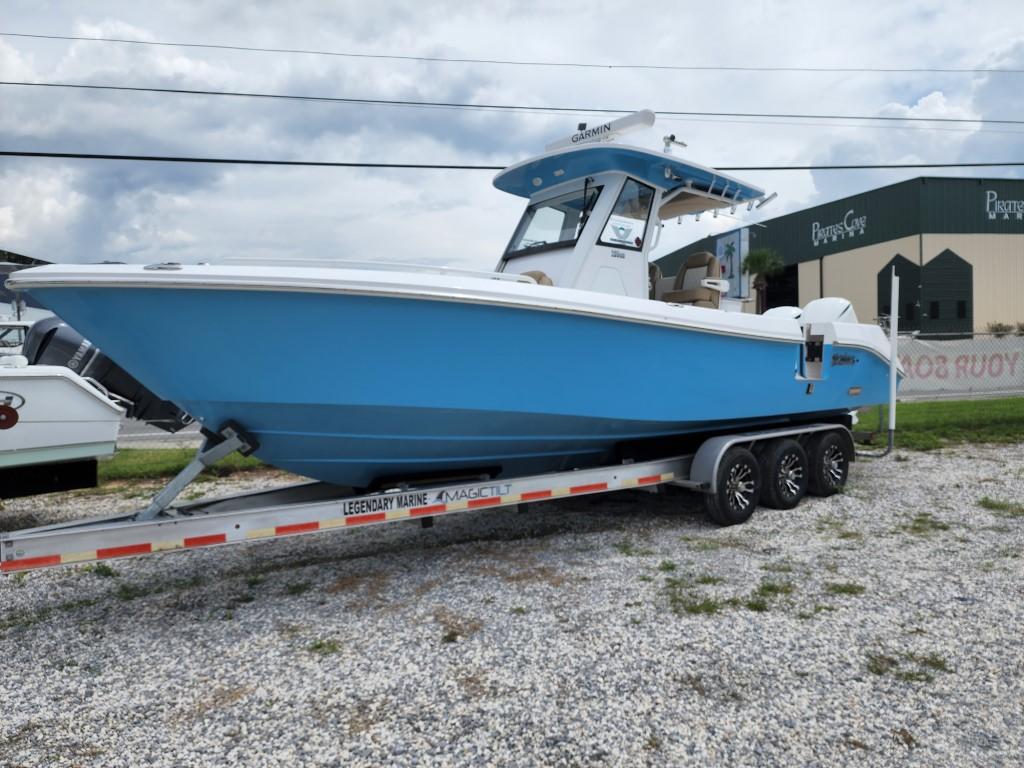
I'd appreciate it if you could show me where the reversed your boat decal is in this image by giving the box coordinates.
[0,390,25,429]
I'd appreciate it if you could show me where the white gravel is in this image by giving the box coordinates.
[1,445,1022,767]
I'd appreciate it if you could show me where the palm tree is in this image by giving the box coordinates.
[742,248,784,314]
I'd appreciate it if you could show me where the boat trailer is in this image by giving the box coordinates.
[2,422,854,574]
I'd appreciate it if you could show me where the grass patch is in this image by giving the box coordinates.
[868,651,951,683]
[761,561,794,574]
[664,576,721,615]
[511,606,527,615]
[615,540,654,557]
[907,652,951,673]
[656,560,677,572]
[824,581,866,596]
[744,598,769,612]
[285,582,311,596]
[99,448,263,483]
[88,561,118,577]
[755,580,795,598]
[682,538,721,552]
[859,397,1024,451]
[978,496,1024,518]
[902,513,951,535]
[308,638,340,655]
[695,574,723,585]
[867,653,900,676]
[797,604,836,620]
[115,582,151,601]
[680,597,722,615]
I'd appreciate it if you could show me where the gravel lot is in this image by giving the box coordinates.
[1,445,1022,767]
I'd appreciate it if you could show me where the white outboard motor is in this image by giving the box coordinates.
[763,306,803,321]
[801,297,858,324]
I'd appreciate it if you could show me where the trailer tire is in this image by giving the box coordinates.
[704,447,761,526]
[807,430,851,497]
[758,438,809,510]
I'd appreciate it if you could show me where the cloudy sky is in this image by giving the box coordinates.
[1,1,1022,269]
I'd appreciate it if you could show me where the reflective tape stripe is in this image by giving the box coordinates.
[1,555,61,572]
[184,534,226,548]
[98,543,151,559]
[521,490,552,501]
[410,504,446,517]
[346,512,386,526]
[276,522,319,536]
[570,482,607,494]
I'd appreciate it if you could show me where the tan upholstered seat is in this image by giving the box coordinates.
[662,251,721,309]
[521,270,554,286]
[647,262,662,299]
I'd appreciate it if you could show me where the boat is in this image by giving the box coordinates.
[4,110,899,490]
[0,354,123,498]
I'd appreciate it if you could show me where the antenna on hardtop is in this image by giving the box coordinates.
[662,134,688,154]
[545,109,656,152]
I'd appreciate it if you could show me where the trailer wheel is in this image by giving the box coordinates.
[704,447,761,526]
[758,438,809,510]
[807,431,851,497]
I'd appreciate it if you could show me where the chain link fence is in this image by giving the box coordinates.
[896,331,1024,400]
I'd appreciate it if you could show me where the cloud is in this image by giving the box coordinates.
[0,3,1022,269]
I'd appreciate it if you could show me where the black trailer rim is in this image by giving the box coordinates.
[726,462,756,511]
[823,443,845,485]
[777,451,804,499]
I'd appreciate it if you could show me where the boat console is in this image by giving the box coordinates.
[492,110,768,308]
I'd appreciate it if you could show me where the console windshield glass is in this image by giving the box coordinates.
[506,186,602,257]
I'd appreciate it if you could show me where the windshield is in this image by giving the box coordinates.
[0,327,25,348]
[598,178,655,251]
[506,185,602,257]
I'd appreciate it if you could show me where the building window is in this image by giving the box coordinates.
[956,300,967,320]
[905,303,916,323]
[929,300,940,319]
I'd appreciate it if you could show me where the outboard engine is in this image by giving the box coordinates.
[22,317,193,433]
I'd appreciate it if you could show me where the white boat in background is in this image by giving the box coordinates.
[0,355,123,498]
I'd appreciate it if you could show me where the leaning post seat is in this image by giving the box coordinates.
[661,251,721,309]
[521,270,554,286]
[647,262,663,299]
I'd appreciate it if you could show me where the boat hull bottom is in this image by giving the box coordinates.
[187,401,853,488]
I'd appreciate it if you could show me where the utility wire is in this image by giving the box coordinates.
[3,150,1024,172]
[1,80,1019,126]
[2,31,1021,75]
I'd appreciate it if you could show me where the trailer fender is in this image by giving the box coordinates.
[690,435,751,494]
[690,424,854,494]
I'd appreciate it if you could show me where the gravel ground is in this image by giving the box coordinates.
[1,445,1022,767]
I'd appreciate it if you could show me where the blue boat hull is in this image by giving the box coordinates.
[28,287,891,487]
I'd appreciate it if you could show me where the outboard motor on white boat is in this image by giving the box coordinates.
[22,317,193,433]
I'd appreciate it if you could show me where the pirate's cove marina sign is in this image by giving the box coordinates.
[811,209,868,247]
[986,190,1024,221]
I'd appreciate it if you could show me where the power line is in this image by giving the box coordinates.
[3,150,1024,172]
[2,80,1020,127]
[2,31,1021,75]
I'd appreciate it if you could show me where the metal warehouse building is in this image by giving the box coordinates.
[656,177,1024,334]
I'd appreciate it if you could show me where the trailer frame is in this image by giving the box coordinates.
[2,422,853,574]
